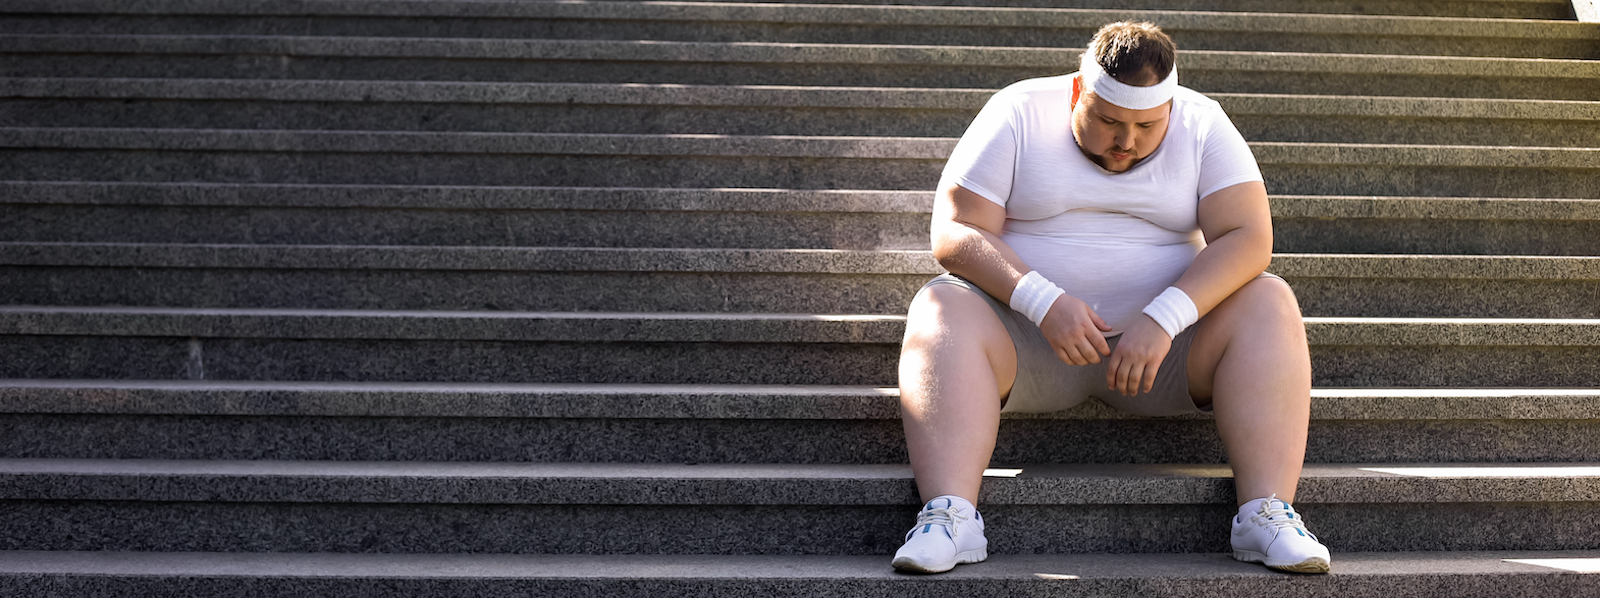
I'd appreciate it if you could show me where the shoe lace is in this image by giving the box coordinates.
[1250,493,1317,540]
[908,507,969,541]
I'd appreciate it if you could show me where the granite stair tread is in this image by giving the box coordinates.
[5,1,1595,59]
[5,128,1595,170]
[4,35,1594,80]
[1,548,1598,580]
[5,242,1600,279]
[3,550,1599,598]
[6,79,1596,122]
[2,304,1599,345]
[4,182,1597,221]
[3,379,1598,420]
[9,0,1591,39]
[2,457,1599,504]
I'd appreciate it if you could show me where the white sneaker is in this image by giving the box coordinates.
[890,495,988,573]
[1231,494,1331,573]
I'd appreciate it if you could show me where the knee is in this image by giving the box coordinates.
[902,283,1008,353]
[1234,276,1302,323]
[904,284,976,344]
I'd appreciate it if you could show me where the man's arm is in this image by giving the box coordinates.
[1105,180,1272,395]
[1173,180,1273,316]
[932,182,1113,365]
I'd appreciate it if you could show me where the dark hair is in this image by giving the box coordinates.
[1087,21,1177,86]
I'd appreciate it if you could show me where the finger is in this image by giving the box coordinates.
[1104,352,1121,389]
[1126,361,1144,396]
[1116,357,1135,396]
[1090,329,1112,356]
[1088,308,1112,332]
[1078,337,1102,364]
[1143,361,1161,394]
[1059,345,1085,366]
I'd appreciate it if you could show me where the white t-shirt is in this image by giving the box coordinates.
[940,73,1263,336]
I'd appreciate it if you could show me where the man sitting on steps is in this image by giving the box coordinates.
[892,21,1331,575]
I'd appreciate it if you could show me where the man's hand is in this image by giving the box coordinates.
[1106,315,1174,396]
[1039,294,1113,365]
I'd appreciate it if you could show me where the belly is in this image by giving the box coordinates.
[1003,211,1204,335]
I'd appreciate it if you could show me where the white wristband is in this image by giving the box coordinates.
[1141,286,1199,339]
[1009,271,1065,327]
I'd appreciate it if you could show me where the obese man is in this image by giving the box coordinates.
[891,21,1332,575]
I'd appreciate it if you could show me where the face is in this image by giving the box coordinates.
[1071,91,1172,173]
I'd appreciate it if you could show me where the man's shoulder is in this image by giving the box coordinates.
[1172,86,1223,113]
[1170,86,1231,134]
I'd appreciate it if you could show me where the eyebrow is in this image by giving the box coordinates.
[1092,107,1165,126]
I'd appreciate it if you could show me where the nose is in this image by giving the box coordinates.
[1113,128,1134,152]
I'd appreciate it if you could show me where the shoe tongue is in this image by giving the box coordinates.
[927,495,974,513]
[1239,496,1291,518]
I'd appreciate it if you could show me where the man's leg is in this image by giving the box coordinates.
[899,283,1019,505]
[1185,276,1311,504]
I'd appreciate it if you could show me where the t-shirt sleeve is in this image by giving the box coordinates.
[1195,107,1264,200]
[938,90,1018,208]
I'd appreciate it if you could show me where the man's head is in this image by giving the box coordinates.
[1072,21,1178,173]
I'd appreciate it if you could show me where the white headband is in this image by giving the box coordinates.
[1078,51,1177,110]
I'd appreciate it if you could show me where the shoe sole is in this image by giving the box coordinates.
[1232,549,1330,574]
[891,548,988,574]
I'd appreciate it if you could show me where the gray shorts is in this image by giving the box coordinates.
[915,273,1281,417]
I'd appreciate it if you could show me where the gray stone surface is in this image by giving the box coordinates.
[1,551,1598,598]
[7,181,1596,219]
[5,79,1592,122]
[3,37,1594,98]
[2,459,1598,504]
[0,267,932,314]
[4,96,1595,144]
[7,188,1600,254]
[0,204,936,249]
[4,245,1600,315]
[4,1,1595,58]
[6,0,1588,38]
[4,306,1599,346]
[2,130,1595,196]
[5,500,1600,555]
[0,181,936,212]
[2,310,1599,385]
[0,334,906,385]
[5,380,1599,421]
[3,80,1598,144]
[5,412,1600,464]
[6,204,1600,255]
[0,465,1598,553]
[1273,217,1600,256]
[13,243,1600,280]
[0,244,944,274]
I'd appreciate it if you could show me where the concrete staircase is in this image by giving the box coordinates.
[1,0,1598,594]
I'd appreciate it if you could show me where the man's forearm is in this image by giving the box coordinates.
[933,220,1032,305]
[1171,225,1272,318]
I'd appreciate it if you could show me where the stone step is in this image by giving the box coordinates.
[3,550,1598,598]
[594,0,1579,20]
[4,129,1596,198]
[0,459,1597,553]
[5,182,1597,254]
[5,79,1597,146]
[2,36,1594,99]
[8,380,1597,421]
[1,307,1596,387]
[2,380,1596,463]
[2,244,1596,317]
[5,1,1593,58]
